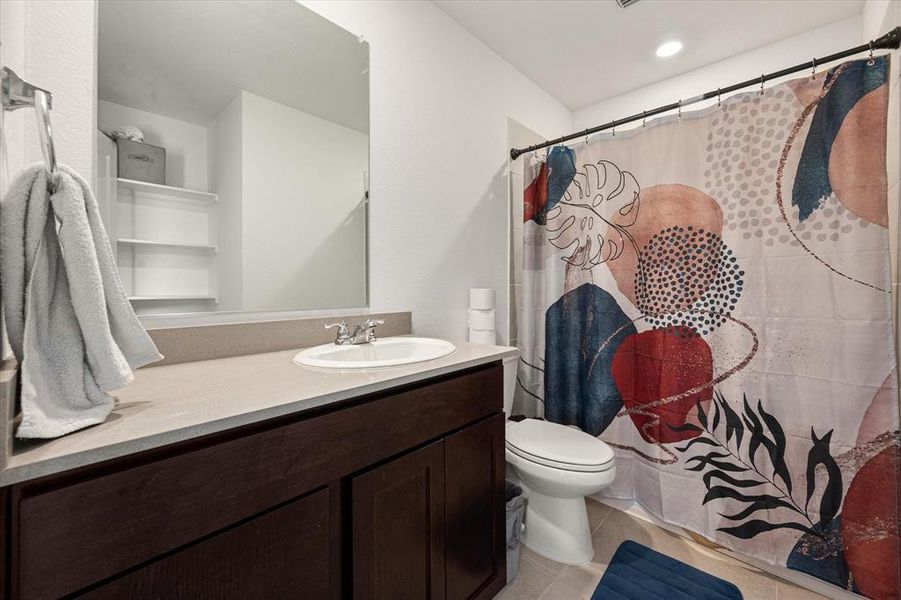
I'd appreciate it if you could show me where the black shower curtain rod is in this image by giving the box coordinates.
[510,26,901,160]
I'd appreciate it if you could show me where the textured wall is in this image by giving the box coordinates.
[0,0,96,360]
[14,0,96,182]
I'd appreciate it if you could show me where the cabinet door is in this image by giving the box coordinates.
[352,441,446,600]
[78,487,333,600]
[445,414,506,600]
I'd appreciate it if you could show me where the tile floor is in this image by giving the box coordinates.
[496,500,830,600]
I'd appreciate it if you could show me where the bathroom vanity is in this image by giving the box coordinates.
[0,342,513,599]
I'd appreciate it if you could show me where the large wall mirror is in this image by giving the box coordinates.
[96,0,369,316]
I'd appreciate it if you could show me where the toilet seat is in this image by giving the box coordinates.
[506,419,615,473]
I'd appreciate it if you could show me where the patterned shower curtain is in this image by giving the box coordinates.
[517,56,898,599]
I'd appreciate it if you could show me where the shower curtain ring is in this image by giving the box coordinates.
[642,110,647,127]
[716,89,721,108]
[811,58,817,80]
[584,129,590,146]
[868,41,875,65]
[677,100,682,119]
[759,74,765,95]
[611,119,616,136]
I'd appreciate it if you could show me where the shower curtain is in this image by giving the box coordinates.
[518,56,898,599]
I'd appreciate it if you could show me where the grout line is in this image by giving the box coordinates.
[590,502,614,536]
[536,572,564,600]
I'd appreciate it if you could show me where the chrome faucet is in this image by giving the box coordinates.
[325,318,385,345]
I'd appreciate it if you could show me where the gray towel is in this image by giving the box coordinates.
[1,164,162,438]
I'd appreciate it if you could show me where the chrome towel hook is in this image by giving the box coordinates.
[1,67,57,179]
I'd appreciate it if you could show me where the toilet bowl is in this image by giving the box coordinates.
[501,354,615,564]
[505,418,615,564]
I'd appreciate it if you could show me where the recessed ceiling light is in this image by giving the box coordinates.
[655,41,683,58]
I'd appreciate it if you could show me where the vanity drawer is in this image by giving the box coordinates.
[12,363,501,599]
[78,487,332,599]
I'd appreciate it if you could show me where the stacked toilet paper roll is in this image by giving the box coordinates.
[469,288,496,345]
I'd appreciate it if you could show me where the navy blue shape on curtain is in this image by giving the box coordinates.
[544,283,636,436]
[792,56,888,222]
[532,145,576,225]
[786,518,858,593]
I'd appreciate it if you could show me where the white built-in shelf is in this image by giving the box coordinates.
[117,238,217,253]
[117,178,218,205]
[128,295,218,303]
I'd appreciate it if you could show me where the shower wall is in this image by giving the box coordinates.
[507,118,545,417]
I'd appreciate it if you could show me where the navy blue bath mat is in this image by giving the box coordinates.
[591,540,743,600]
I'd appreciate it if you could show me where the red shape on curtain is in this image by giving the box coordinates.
[523,162,548,222]
[610,326,713,444]
[841,444,901,600]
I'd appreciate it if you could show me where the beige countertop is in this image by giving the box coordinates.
[2,340,517,486]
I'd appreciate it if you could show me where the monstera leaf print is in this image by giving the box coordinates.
[545,160,641,269]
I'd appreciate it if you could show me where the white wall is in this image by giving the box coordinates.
[863,0,899,42]
[1,0,96,359]
[0,0,27,361]
[98,100,209,191]
[0,0,96,183]
[861,0,901,341]
[241,91,369,311]
[573,16,864,131]
[204,91,370,312]
[301,0,573,340]
[208,93,244,311]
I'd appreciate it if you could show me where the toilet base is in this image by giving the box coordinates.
[520,482,594,565]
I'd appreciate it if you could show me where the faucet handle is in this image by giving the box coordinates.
[325,320,352,343]
[324,320,349,333]
[361,318,384,342]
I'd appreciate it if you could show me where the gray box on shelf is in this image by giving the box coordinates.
[116,139,166,184]
[505,481,526,583]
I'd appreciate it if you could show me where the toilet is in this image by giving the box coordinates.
[502,355,616,565]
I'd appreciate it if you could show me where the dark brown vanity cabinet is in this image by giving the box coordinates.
[2,362,506,600]
[352,415,505,600]
[353,441,447,600]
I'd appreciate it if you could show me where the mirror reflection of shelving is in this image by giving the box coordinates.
[116,178,219,313]
[95,91,225,314]
[97,127,220,315]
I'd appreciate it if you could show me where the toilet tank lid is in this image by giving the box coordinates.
[506,419,615,467]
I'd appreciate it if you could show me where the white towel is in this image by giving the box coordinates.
[1,164,162,438]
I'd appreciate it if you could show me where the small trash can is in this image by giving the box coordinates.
[505,481,526,583]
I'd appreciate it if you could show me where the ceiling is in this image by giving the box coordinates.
[98,0,369,132]
[433,0,866,110]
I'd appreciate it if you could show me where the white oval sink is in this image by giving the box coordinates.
[293,337,456,369]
